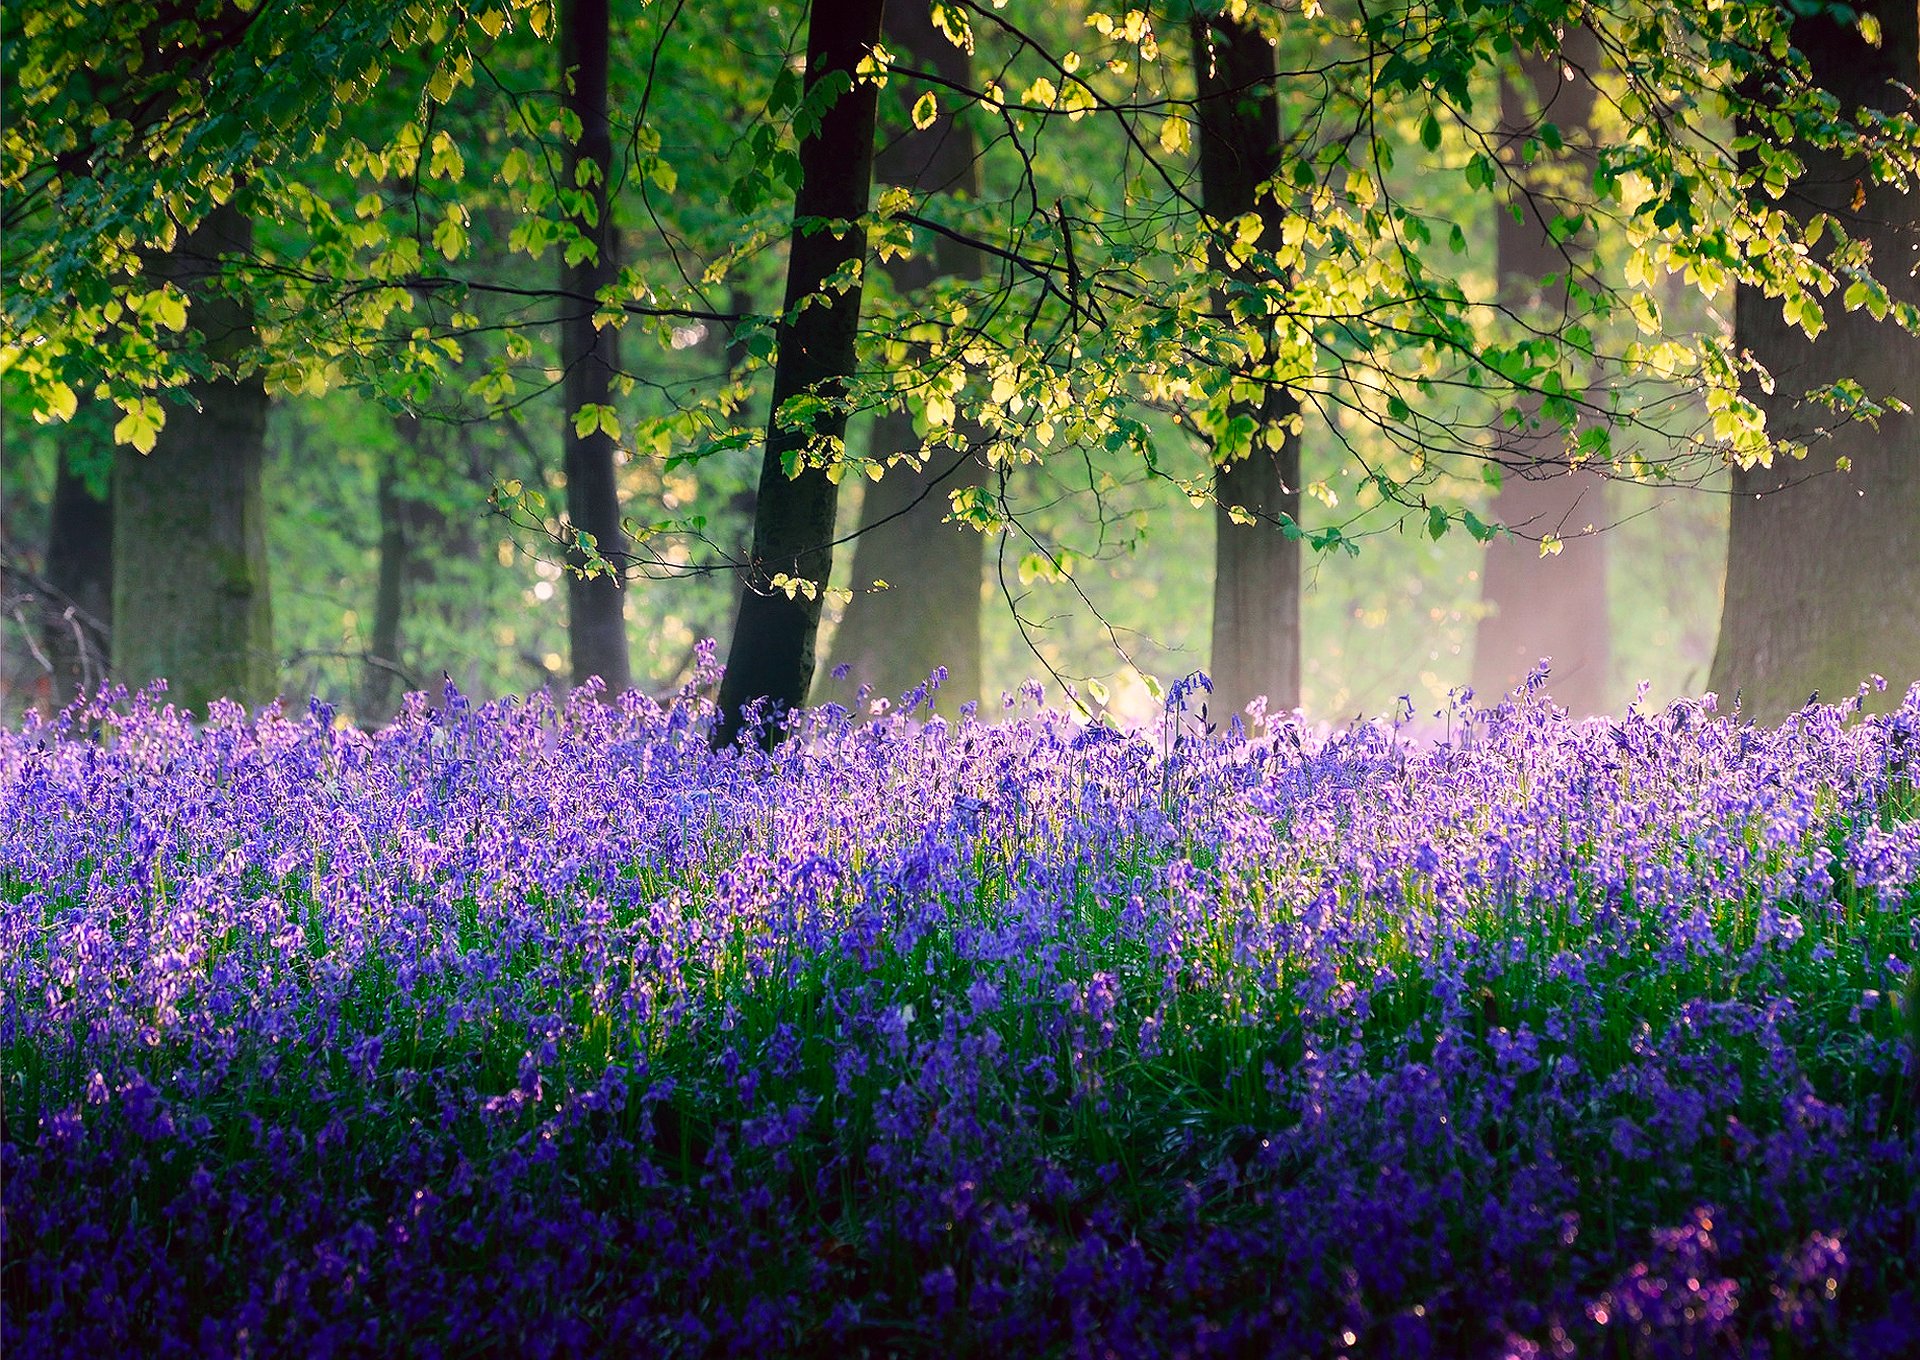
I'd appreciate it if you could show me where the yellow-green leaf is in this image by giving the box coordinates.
[114,402,162,453]
[43,380,78,423]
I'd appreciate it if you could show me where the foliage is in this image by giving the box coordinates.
[11,1,1920,531]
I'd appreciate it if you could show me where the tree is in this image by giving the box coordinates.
[358,416,419,722]
[1189,5,1303,724]
[1710,0,1920,718]
[41,436,114,702]
[558,0,632,694]
[826,0,990,711]
[113,203,275,708]
[1472,28,1611,716]
[715,0,889,745]
[2,0,514,707]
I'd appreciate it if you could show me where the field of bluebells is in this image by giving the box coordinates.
[4,657,1919,1359]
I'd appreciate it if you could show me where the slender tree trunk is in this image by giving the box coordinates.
[716,0,888,745]
[826,1,986,711]
[1191,11,1301,723]
[1473,32,1611,716]
[43,455,113,700]
[360,426,410,722]
[1710,2,1920,718]
[560,0,632,694]
[113,203,274,709]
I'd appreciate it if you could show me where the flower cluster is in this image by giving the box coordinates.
[3,674,1917,1356]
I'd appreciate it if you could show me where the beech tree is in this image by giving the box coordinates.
[1472,29,1612,716]
[557,0,632,693]
[714,0,889,745]
[1189,5,1303,723]
[113,204,275,708]
[1710,0,1920,718]
[1,0,500,707]
[39,431,113,701]
[826,0,990,711]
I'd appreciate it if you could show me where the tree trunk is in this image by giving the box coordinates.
[360,426,410,722]
[1191,11,1302,723]
[716,0,887,746]
[1710,2,1920,719]
[1473,33,1611,717]
[826,0,987,711]
[43,454,113,701]
[560,0,632,694]
[113,203,274,709]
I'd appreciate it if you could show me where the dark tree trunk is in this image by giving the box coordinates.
[826,1,987,711]
[1191,12,1301,723]
[1473,32,1611,716]
[1710,2,1920,719]
[113,203,274,709]
[360,424,411,722]
[43,454,113,700]
[560,0,632,694]
[716,0,887,745]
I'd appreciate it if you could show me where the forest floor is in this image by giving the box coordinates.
[4,677,1919,1356]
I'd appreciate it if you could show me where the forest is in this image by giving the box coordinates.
[4,0,1915,726]
[4,1,1920,1355]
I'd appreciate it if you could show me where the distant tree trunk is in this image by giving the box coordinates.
[43,455,113,700]
[716,0,887,745]
[826,1,987,711]
[560,0,632,694]
[360,425,411,722]
[1710,2,1920,718]
[113,203,274,709]
[1473,32,1611,716]
[1191,10,1301,723]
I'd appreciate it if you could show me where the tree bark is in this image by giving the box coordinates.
[43,454,113,701]
[1710,2,1920,719]
[1191,11,1301,724]
[560,0,632,694]
[716,0,887,745]
[359,426,410,722]
[1473,32,1611,717]
[826,0,987,711]
[113,202,274,709]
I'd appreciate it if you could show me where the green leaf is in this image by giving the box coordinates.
[432,213,467,261]
[574,403,614,438]
[1427,505,1449,540]
[150,289,188,331]
[1420,111,1441,153]
[43,381,78,423]
[113,402,162,454]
